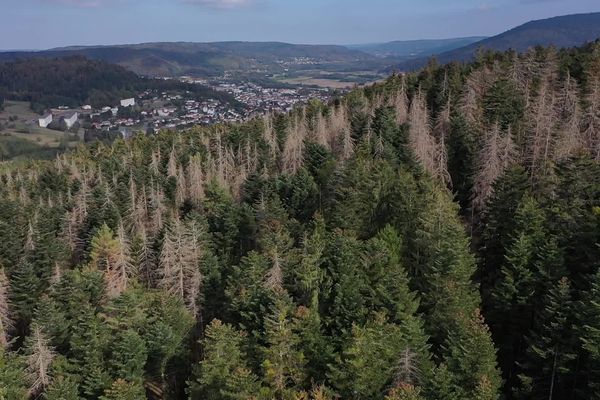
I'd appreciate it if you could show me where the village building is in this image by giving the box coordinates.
[63,112,79,129]
[38,114,53,128]
[120,98,136,107]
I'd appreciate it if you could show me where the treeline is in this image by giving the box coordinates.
[0,135,69,161]
[0,56,239,114]
[0,41,598,400]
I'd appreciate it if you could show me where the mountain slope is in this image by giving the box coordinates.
[0,41,377,77]
[394,12,600,70]
[348,36,486,58]
[0,56,237,111]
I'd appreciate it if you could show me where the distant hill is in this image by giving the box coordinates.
[0,42,376,78]
[347,37,486,59]
[0,56,237,112]
[394,12,600,71]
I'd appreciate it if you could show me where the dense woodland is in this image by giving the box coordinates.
[0,56,238,114]
[1,41,600,400]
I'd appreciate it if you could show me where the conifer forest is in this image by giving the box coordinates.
[1,43,600,400]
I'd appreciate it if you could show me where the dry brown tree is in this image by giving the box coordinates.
[282,113,307,174]
[0,268,12,349]
[526,79,557,180]
[459,68,488,128]
[433,99,452,186]
[263,112,279,158]
[313,110,330,149]
[49,263,63,286]
[264,248,284,293]
[393,348,419,387]
[107,222,135,297]
[128,185,149,234]
[63,180,90,252]
[149,184,167,236]
[328,104,351,152]
[150,149,162,175]
[186,154,205,205]
[26,324,56,396]
[390,78,409,124]
[583,77,600,160]
[158,219,203,318]
[175,164,187,207]
[408,90,437,177]
[167,145,178,178]
[472,123,515,210]
[554,72,584,160]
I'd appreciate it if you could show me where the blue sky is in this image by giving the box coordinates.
[1,0,599,49]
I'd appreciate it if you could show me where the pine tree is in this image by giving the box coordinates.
[89,224,133,298]
[443,310,501,400]
[489,196,564,385]
[10,259,42,334]
[579,270,600,397]
[188,319,259,400]
[0,347,28,400]
[330,313,422,400]
[262,295,306,398]
[516,277,577,400]
[385,384,425,400]
[99,379,145,400]
[109,330,147,385]
[45,376,81,400]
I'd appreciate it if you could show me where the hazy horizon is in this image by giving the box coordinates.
[1,0,599,50]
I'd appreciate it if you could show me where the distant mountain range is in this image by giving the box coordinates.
[394,12,600,71]
[1,12,600,79]
[0,42,377,78]
[347,37,487,59]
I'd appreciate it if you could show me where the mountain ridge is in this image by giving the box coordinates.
[347,36,487,59]
[394,11,600,71]
[0,41,377,78]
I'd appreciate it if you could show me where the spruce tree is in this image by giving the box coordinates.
[188,319,259,400]
[516,277,577,400]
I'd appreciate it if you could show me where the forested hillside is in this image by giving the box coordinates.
[0,56,237,113]
[395,12,600,71]
[1,41,600,400]
[0,42,378,79]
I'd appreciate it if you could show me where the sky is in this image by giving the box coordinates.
[1,0,599,50]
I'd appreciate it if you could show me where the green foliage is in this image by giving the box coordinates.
[45,376,81,400]
[483,79,525,129]
[188,319,259,400]
[1,42,600,400]
[99,380,145,400]
[516,277,577,400]
[0,56,237,112]
[0,349,27,400]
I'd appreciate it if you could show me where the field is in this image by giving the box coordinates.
[275,70,384,89]
[0,101,80,160]
[279,76,358,89]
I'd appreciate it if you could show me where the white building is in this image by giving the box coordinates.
[39,114,53,128]
[82,105,92,110]
[120,98,135,107]
[63,112,78,129]
[111,107,119,116]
